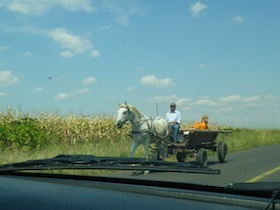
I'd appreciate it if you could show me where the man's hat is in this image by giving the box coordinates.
[170,102,176,107]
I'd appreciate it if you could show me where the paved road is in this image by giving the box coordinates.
[109,144,280,187]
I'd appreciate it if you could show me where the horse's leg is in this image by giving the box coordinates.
[156,139,168,161]
[129,138,139,157]
[161,138,168,161]
[156,140,163,161]
[141,135,151,175]
[130,136,143,175]
[144,135,150,160]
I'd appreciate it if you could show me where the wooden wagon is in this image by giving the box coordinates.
[167,129,232,166]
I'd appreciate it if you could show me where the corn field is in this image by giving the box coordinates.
[0,108,279,153]
[0,108,131,151]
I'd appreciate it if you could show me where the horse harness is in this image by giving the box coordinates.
[121,105,168,139]
[131,117,168,139]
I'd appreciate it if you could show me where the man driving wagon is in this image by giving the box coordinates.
[165,102,210,141]
[165,102,182,143]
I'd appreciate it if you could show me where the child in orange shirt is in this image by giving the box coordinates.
[192,115,209,130]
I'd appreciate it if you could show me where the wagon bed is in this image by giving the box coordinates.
[167,129,232,166]
[179,129,232,148]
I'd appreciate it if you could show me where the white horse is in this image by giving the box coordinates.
[116,102,169,161]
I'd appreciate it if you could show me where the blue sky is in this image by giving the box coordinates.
[0,0,279,128]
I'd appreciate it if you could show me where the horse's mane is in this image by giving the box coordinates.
[120,103,145,118]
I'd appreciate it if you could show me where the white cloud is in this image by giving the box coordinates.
[181,106,192,111]
[244,83,255,88]
[232,16,244,23]
[219,95,242,103]
[60,50,74,58]
[198,63,207,69]
[0,46,10,51]
[136,66,144,72]
[196,98,217,106]
[54,92,73,100]
[75,88,90,94]
[54,87,90,100]
[97,25,115,33]
[23,51,32,56]
[33,87,44,92]
[126,86,134,91]
[3,0,95,16]
[90,50,100,58]
[140,75,174,87]
[266,95,280,101]
[82,77,97,85]
[242,96,260,103]
[48,28,93,56]
[176,98,192,106]
[0,70,19,87]
[0,92,7,97]
[101,0,146,26]
[215,106,235,113]
[190,1,208,17]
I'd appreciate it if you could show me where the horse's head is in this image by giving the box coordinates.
[116,102,133,128]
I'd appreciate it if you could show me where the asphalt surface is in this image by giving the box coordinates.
[107,144,280,187]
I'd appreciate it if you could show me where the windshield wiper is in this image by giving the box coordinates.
[0,154,220,175]
[227,182,280,191]
[226,182,280,208]
[264,188,280,210]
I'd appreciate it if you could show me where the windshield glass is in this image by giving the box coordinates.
[0,0,279,188]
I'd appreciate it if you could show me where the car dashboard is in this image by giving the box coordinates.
[0,172,278,210]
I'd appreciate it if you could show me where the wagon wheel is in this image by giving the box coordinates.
[151,149,160,160]
[176,152,187,162]
[196,148,207,166]
[167,146,174,156]
[218,142,228,163]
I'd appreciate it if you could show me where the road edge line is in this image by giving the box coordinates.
[246,166,280,183]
